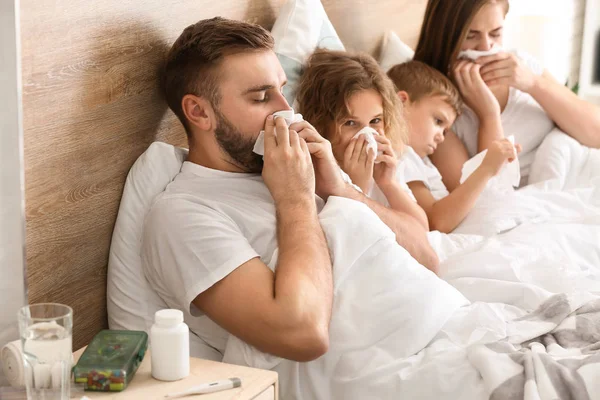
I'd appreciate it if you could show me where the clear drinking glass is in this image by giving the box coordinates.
[18,303,73,400]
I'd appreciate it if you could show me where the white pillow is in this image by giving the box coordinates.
[379,30,414,73]
[272,0,345,106]
[107,143,187,334]
[109,142,222,360]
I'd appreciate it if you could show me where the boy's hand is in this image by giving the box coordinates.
[480,139,522,177]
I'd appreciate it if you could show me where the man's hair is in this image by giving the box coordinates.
[162,17,274,136]
[296,49,406,150]
[387,60,463,116]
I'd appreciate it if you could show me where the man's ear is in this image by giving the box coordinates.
[397,90,410,104]
[182,94,215,132]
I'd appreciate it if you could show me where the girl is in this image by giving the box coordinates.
[387,60,519,233]
[296,49,429,230]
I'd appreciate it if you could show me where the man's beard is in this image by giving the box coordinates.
[214,110,264,173]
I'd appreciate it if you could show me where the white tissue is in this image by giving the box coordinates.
[352,126,383,163]
[458,47,503,61]
[253,109,304,156]
[1,340,24,388]
[460,136,520,191]
[252,109,362,193]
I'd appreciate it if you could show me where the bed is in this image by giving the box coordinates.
[21,0,427,350]
[21,0,600,398]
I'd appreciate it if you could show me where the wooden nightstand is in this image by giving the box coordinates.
[72,348,278,400]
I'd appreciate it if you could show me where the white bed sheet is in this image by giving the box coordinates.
[108,142,600,399]
[224,171,600,399]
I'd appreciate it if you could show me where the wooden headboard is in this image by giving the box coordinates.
[21,0,427,349]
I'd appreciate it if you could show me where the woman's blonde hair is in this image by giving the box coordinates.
[296,49,406,151]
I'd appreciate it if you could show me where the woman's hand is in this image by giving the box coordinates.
[372,135,398,189]
[452,59,501,119]
[342,135,375,193]
[476,52,537,93]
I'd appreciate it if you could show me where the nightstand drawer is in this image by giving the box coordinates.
[252,384,275,400]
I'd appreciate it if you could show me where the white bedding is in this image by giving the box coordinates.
[108,141,600,399]
[529,128,600,191]
[224,169,600,399]
[452,181,599,237]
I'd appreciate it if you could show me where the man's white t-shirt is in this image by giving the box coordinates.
[141,161,325,358]
[402,146,449,201]
[452,51,555,182]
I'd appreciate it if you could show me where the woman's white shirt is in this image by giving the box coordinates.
[452,50,555,183]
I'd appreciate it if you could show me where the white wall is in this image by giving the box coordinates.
[0,0,27,387]
[504,0,586,86]
[579,0,600,103]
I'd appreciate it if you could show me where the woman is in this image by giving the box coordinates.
[414,0,600,190]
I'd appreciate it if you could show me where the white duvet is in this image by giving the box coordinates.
[529,128,600,191]
[223,133,600,399]
[452,129,600,237]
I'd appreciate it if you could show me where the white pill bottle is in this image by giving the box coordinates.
[150,309,190,381]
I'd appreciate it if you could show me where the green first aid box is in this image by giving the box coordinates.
[73,330,148,391]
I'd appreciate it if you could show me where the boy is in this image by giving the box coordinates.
[387,61,519,233]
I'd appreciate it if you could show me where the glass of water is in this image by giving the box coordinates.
[18,303,73,400]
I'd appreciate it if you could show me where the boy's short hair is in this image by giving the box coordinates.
[163,17,274,136]
[387,60,463,116]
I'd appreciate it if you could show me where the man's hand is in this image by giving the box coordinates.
[290,120,347,200]
[262,116,315,205]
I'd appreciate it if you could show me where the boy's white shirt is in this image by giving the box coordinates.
[402,146,450,201]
